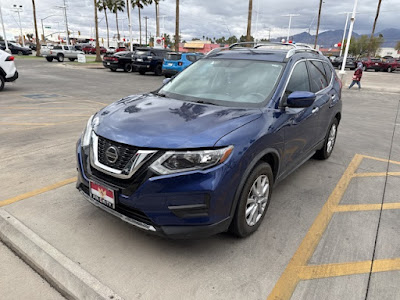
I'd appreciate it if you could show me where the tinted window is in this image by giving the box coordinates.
[308,60,328,93]
[186,55,197,62]
[371,58,381,62]
[53,46,62,50]
[166,53,182,60]
[135,50,150,56]
[323,62,333,84]
[285,61,311,97]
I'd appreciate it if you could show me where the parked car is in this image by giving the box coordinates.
[0,42,32,55]
[381,57,398,72]
[331,56,356,70]
[0,50,18,91]
[116,46,127,52]
[162,52,203,77]
[26,42,37,51]
[42,45,84,62]
[132,48,170,75]
[76,43,342,238]
[83,45,107,54]
[360,57,383,72]
[103,51,136,72]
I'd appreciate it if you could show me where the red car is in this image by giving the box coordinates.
[116,46,127,53]
[381,57,398,72]
[82,45,107,54]
[360,57,383,72]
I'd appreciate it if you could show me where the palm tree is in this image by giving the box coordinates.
[314,0,323,49]
[97,0,111,47]
[94,0,102,62]
[109,0,125,41]
[246,0,252,42]
[368,0,382,55]
[131,0,149,46]
[31,0,41,56]
[175,0,179,51]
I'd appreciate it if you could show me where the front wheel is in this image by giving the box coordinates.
[0,75,5,91]
[375,69,379,72]
[17,51,23,56]
[388,67,392,73]
[57,54,64,62]
[230,162,273,238]
[124,63,133,73]
[314,118,339,160]
[139,70,146,75]
[68,58,76,62]
[46,57,53,62]
[154,64,163,76]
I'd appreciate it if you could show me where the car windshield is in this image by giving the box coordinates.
[11,42,21,47]
[159,59,284,107]
[135,50,150,56]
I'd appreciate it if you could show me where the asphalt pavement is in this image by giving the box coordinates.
[0,58,399,300]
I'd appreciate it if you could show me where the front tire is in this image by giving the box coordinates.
[154,64,163,76]
[139,70,146,75]
[124,63,133,73]
[387,67,392,73]
[0,75,5,91]
[230,162,273,238]
[314,118,339,160]
[68,58,76,62]
[46,57,53,62]
[17,51,23,56]
[363,65,367,71]
[57,54,64,62]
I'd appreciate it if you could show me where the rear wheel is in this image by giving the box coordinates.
[124,63,133,73]
[164,74,172,78]
[17,51,23,56]
[139,70,146,75]
[57,54,64,62]
[363,65,367,71]
[110,68,117,72]
[375,69,379,72]
[46,57,53,62]
[230,162,273,238]
[0,75,5,91]
[314,118,339,160]
[68,58,76,62]
[154,65,163,76]
[387,67,392,73]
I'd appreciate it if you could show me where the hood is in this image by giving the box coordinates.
[94,94,262,149]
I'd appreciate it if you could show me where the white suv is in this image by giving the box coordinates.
[0,50,18,91]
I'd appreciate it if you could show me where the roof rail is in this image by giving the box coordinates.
[285,47,322,58]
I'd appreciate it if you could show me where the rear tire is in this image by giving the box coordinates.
[363,65,367,71]
[388,67,392,73]
[124,63,133,73]
[68,58,76,62]
[110,68,117,72]
[0,75,5,91]
[154,64,163,76]
[230,162,273,238]
[375,69,379,72]
[139,70,146,75]
[46,57,53,62]
[57,54,64,62]
[17,51,23,56]
[314,118,339,160]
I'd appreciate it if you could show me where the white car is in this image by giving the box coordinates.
[0,50,18,91]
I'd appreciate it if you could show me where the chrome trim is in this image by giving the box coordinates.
[90,133,157,179]
[80,190,156,232]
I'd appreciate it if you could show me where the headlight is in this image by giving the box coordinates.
[81,115,94,147]
[150,146,233,175]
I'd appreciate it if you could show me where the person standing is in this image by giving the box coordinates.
[349,62,363,89]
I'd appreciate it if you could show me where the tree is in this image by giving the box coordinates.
[314,0,323,49]
[97,0,111,47]
[246,0,253,42]
[31,0,41,56]
[395,41,400,51]
[368,0,382,55]
[348,35,383,58]
[109,0,125,41]
[94,0,102,62]
[240,35,253,42]
[226,35,238,44]
[175,0,179,51]
[131,0,149,46]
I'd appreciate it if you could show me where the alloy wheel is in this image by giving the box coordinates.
[327,124,337,154]
[245,175,270,226]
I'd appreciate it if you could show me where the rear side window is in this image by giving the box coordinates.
[323,62,333,84]
[308,60,328,93]
[166,53,182,60]
[285,61,311,95]
[53,46,62,50]
[186,55,197,62]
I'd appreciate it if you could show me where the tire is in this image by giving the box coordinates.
[314,118,339,160]
[68,58,76,62]
[375,69,379,72]
[46,57,53,62]
[124,63,133,73]
[17,51,23,56]
[387,67,392,73]
[110,68,117,72]
[57,54,64,62]
[0,75,5,92]
[139,70,146,75]
[164,74,172,78]
[338,64,342,70]
[350,68,355,70]
[363,66,367,71]
[230,162,274,238]
[154,64,163,76]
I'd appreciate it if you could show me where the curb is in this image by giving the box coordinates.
[0,210,123,300]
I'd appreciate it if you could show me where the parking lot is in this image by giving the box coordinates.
[1,58,400,300]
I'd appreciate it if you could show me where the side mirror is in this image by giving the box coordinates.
[287,91,316,108]
[163,78,172,85]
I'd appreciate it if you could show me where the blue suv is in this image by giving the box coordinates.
[162,52,203,78]
[76,43,342,238]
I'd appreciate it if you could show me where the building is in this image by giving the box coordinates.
[178,40,228,54]
[377,47,400,58]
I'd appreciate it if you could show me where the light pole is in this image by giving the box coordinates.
[339,12,350,57]
[56,0,70,46]
[13,4,24,47]
[128,0,133,51]
[144,16,149,45]
[340,0,358,75]
[41,15,59,43]
[283,14,299,42]
[0,0,10,52]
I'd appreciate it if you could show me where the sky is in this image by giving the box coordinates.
[1,0,399,44]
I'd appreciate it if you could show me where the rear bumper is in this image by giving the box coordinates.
[5,71,18,82]
[162,69,179,76]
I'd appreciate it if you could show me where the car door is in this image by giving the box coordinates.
[307,59,332,144]
[281,60,320,174]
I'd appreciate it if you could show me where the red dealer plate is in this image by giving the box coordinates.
[89,181,115,209]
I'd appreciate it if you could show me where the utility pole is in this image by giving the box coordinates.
[31,0,41,56]
[93,0,101,62]
[340,0,358,74]
[0,0,10,52]
[144,16,148,45]
[175,0,179,51]
[340,12,350,57]
[13,4,25,47]
[283,14,299,42]
[314,0,323,49]
[57,0,70,45]
[246,0,253,42]
[128,0,133,51]
[155,1,160,37]
[368,0,382,56]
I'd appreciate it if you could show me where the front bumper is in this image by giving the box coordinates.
[76,138,237,238]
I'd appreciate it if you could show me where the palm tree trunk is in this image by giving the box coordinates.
[155,2,160,37]
[368,0,382,55]
[32,0,41,56]
[139,8,142,46]
[94,0,102,62]
[116,9,120,41]
[105,8,110,48]
[175,0,179,51]
[314,0,323,49]
[246,0,252,42]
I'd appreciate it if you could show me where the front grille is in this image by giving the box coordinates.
[98,136,138,170]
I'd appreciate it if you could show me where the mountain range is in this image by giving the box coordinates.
[272,28,400,48]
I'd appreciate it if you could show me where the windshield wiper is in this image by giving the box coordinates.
[152,92,166,97]
[194,100,218,106]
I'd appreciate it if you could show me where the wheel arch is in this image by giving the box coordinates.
[0,67,6,78]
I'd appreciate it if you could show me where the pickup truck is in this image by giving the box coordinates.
[42,45,84,62]
[381,57,398,72]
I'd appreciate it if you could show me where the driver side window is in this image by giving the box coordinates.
[283,61,311,104]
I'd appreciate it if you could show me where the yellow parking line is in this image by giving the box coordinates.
[333,203,400,212]
[353,171,400,178]
[267,154,363,300]
[0,177,77,207]
[299,261,372,280]
[372,258,400,273]
[361,155,400,166]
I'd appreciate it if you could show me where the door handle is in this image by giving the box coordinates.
[312,107,319,114]
[331,95,336,100]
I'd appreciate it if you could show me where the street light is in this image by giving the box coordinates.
[282,14,299,42]
[41,15,59,43]
[0,0,10,52]
[340,0,359,75]
[12,4,25,47]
